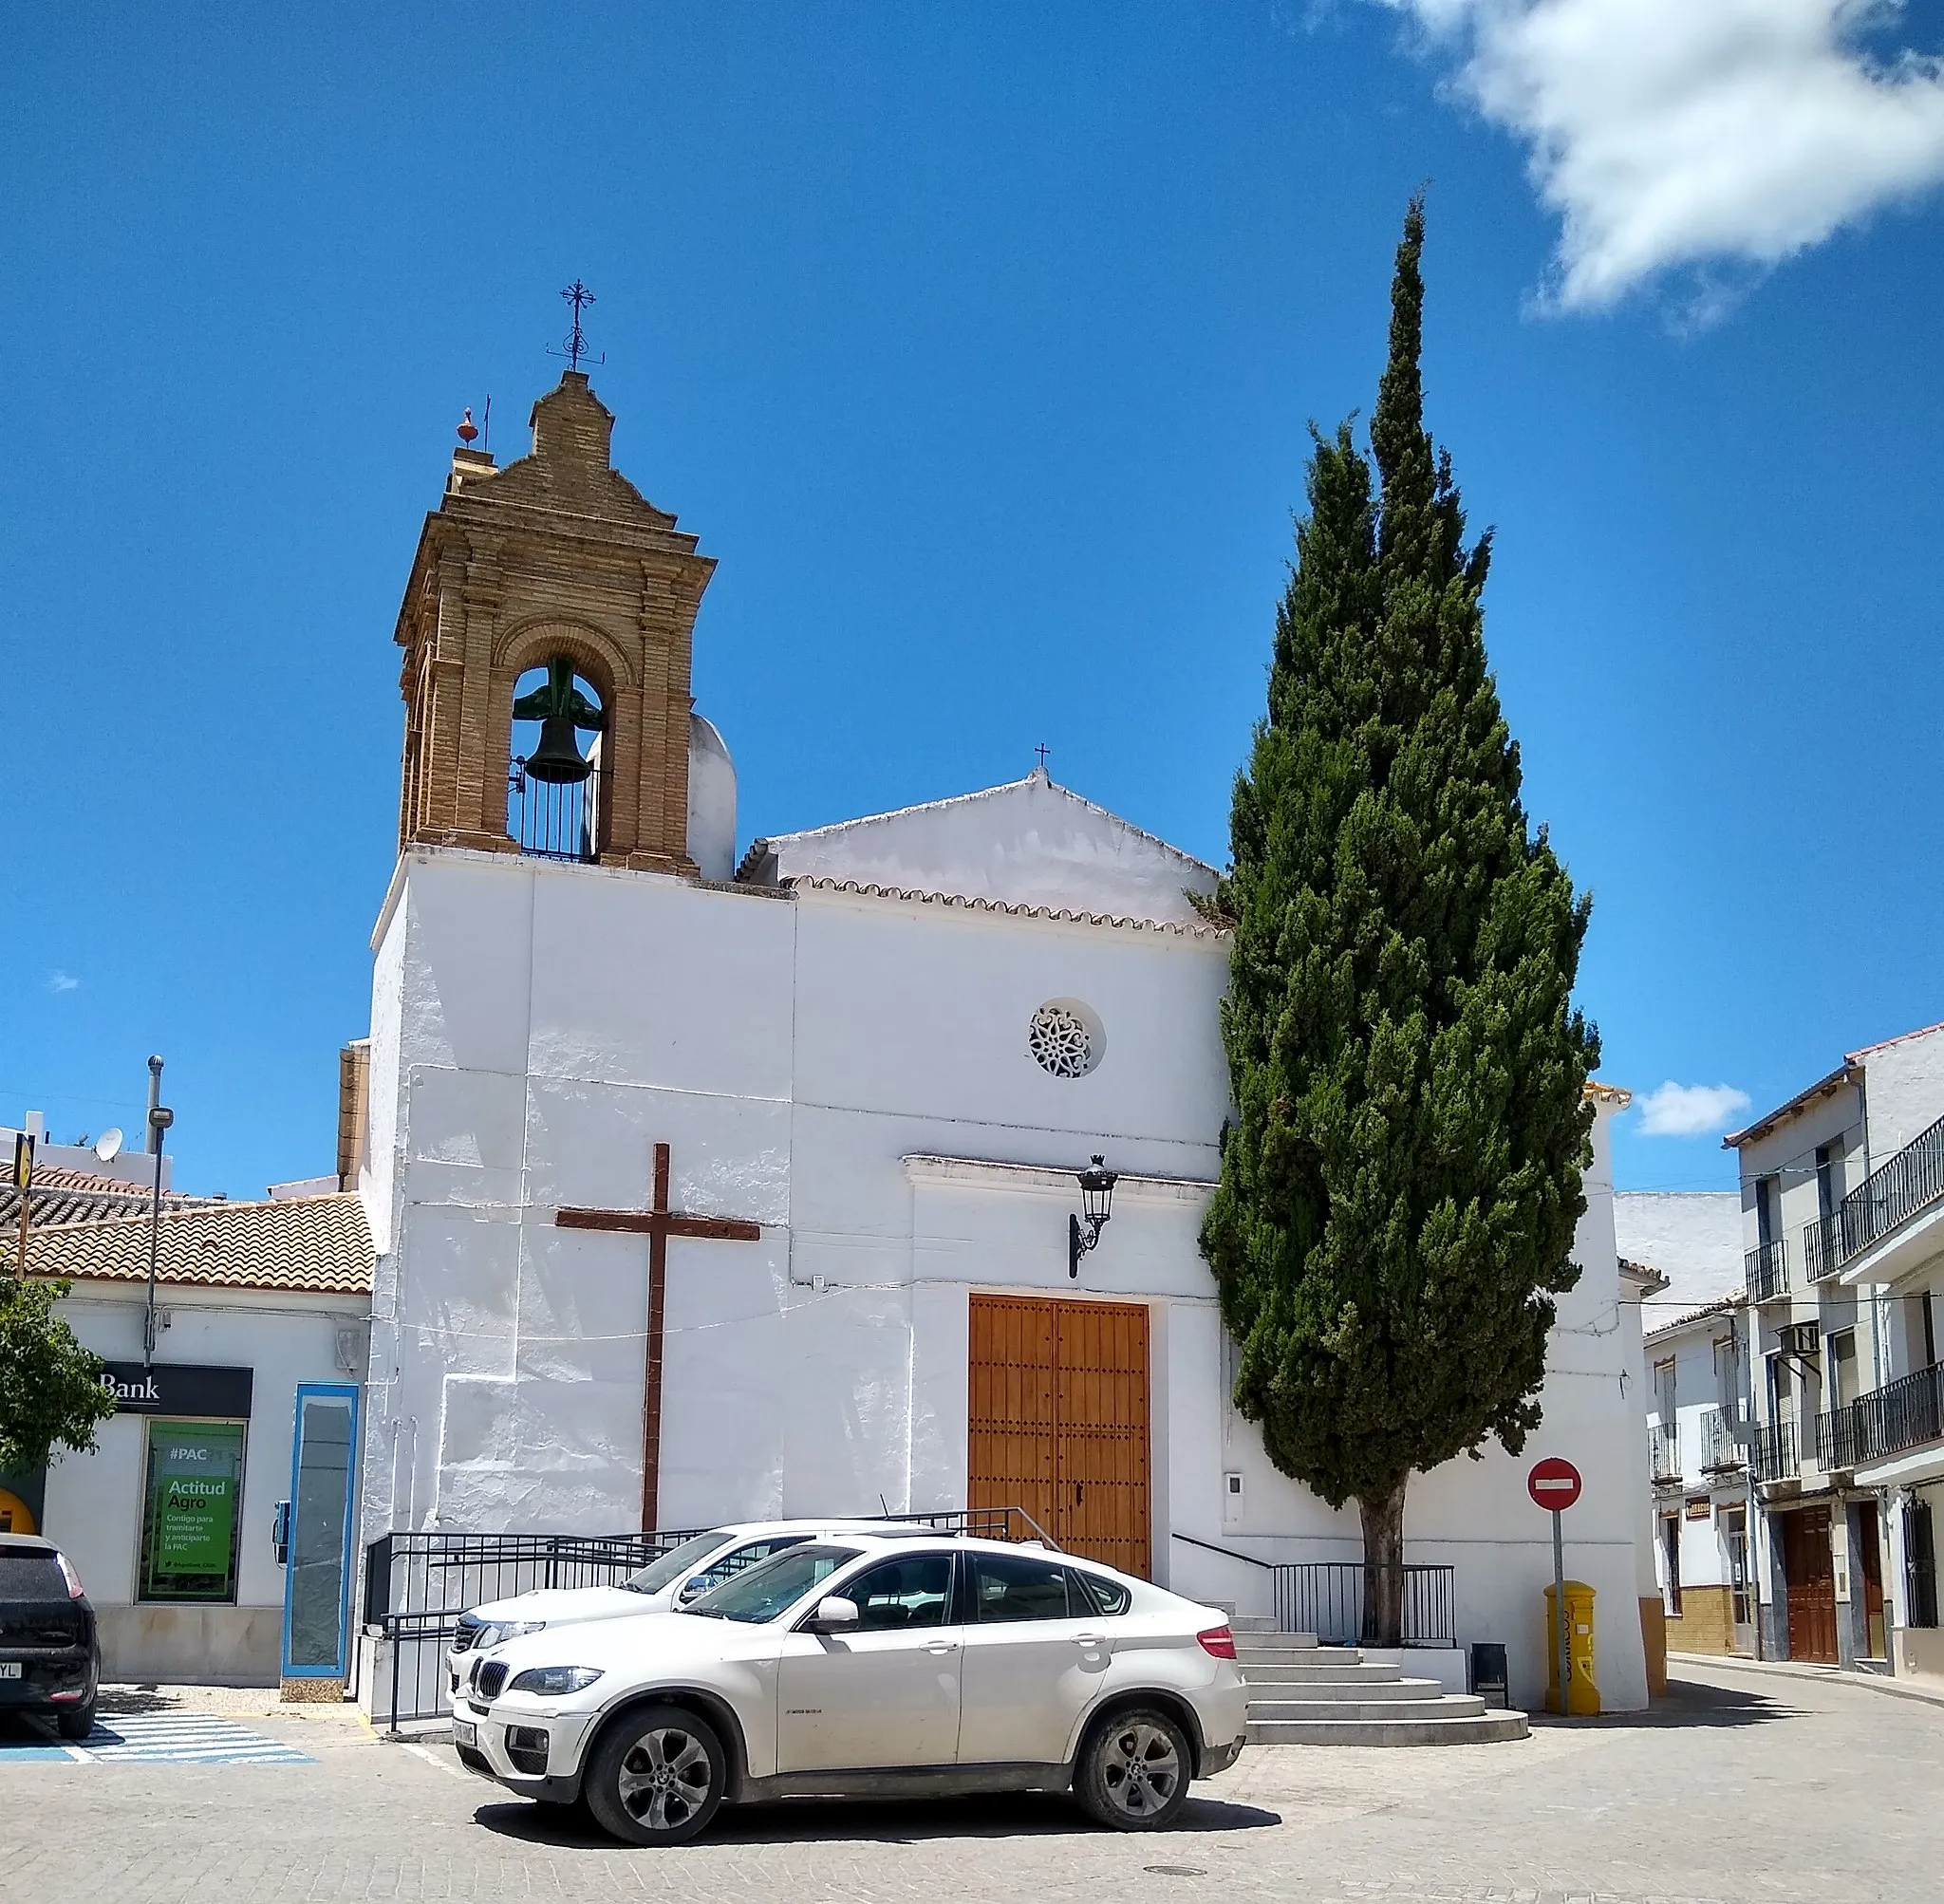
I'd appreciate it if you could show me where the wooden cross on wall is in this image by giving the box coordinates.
[555,1141,762,1532]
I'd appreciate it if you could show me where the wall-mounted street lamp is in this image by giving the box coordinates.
[1069,1154,1118,1279]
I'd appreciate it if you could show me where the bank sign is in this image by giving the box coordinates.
[99,1361,253,1419]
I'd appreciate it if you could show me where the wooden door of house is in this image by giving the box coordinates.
[1781,1505,1838,1664]
[967,1294,1150,1578]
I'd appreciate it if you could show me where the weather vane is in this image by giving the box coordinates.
[551,279,605,371]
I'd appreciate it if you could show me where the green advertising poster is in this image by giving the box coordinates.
[140,1420,245,1602]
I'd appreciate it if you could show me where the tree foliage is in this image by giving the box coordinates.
[0,1278,116,1474]
[1200,198,1598,1630]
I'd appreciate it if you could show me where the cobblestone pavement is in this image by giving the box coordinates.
[2,1662,1938,1903]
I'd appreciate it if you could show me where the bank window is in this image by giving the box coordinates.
[140,1419,246,1603]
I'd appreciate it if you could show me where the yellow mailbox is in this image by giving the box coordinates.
[1542,1578,1599,1715]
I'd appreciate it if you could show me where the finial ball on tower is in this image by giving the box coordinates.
[456,407,479,446]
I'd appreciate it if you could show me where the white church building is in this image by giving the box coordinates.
[355,370,1651,1712]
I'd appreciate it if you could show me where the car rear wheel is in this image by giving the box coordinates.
[1075,1708,1191,1830]
[56,1706,95,1742]
[583,1704,726,1846]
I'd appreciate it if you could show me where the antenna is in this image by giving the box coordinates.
[550,280,605,371]
[94,1128,124,1164]
[481,394,492,455]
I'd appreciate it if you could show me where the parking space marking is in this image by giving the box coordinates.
[74,1713,314,1765]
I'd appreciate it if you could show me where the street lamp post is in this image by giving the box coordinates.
[143,1056,174,1369]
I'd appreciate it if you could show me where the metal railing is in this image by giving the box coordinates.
[1747,1239,1789,1301]
[1804,1214,1847,1284]
[1697,1408,1745,1473]
[364,1529,701,1727]
[1273,1562,1456,1648]
[363,1508,1061,1727]
[1650,1421,1681,1483]
[508,762,600,862]
[1815,1361,1944,1472]
[1749,1418,1800,1484]
[1806,1115,1944,1279]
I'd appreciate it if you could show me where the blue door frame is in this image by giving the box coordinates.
[280,1382,362,1681]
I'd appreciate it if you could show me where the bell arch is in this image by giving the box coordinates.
[390,369,717,873]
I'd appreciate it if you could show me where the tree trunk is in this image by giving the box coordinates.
[1359,1480,1408,1648]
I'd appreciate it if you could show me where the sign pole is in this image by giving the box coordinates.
[1552,1505,1568,1716]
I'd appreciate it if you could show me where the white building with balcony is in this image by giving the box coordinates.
[1724,1020,1944,1676]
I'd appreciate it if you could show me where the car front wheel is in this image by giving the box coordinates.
[583,1704,727,1846]
[1075,1708,1191,1830]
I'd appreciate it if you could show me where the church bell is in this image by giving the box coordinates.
[521,713,594,784]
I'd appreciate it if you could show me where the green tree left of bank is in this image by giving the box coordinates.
[0,1278,115,1473]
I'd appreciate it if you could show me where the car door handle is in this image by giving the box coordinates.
[927,1641,960,1654]
[1075,1634,1107,1647]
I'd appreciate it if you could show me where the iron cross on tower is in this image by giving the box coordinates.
[556,279,603,372]
[555,1143,761,1530]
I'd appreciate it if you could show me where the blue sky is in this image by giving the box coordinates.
[6,2,1941,1199]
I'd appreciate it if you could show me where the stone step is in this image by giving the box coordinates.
[1247,1675,1449,1706]
[1240,1660,1402,1685]
[1246,1706,1529,1746]
[1247,1693,1487,1723]
[1226,1630,1323,1652]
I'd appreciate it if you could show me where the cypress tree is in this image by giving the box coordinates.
[1200,197,1598,1645]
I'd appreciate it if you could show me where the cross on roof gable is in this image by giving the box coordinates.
[740,769,1219,932]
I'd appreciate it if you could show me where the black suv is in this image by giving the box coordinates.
[0,1534,100,1740]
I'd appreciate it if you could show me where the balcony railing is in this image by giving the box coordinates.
[1649,1421,1681,1483]
[1809,1114,1944,1281]
[1747,1238,1789,1302]
[1750,1417,1800,1484]
[1698,1407,1745,1473]
[1815,1361,1944,1472]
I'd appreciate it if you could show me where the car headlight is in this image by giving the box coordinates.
[474,1619,547,1650]
[508,1666,604,1695]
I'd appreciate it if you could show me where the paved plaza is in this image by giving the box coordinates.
[1,1662,1939,1904]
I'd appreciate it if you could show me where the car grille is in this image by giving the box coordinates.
[451,1615,485,1655]
[476,1660,510,1700]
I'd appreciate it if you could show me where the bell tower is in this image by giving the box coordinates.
[392,371,715,873]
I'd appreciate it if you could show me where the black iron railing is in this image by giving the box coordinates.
[363,1508,1061,1727]
[1273,1562,1456,1648]
[1804,1214,1847,1284]
[364,1529,701,1727]
[1810,1114,1944,1279]
[1697,1408,1745,1473]
[1747,1239,1789,1302]
[1650,1422,1681,1482]
[1749,1418,1799,1484]
[1815,1361,1944,1472]
[508,762,600,862]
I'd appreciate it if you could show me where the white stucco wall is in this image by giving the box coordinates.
[1614,1191,1742,1312]
[41,1285,366,1684]
[360,845,1651,1710]
[1860,1022,1944,1161]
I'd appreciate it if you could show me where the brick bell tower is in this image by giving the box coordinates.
[392,370,715,873]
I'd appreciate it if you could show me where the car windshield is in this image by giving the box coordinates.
[622,1530,733,1595]
[681,1544,861,1623]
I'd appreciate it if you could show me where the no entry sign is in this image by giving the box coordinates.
[1527,1456,1582,1512]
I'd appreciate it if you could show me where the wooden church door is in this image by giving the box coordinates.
[967,1294,1150,1578]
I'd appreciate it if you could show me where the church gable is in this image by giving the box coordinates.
[742,769,1218,930]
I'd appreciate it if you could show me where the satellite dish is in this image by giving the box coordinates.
[94,1128,124,1164]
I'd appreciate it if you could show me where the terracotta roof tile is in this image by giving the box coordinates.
[11,1194,373,1296]
[1,1165,215,1231]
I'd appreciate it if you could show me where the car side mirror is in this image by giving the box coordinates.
[811,1596,859,1632]
[676,1578,706,1604]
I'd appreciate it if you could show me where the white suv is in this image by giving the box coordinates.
[451,1535,1247,1843]
[444,1521,928,1700]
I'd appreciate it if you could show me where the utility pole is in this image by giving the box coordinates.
[143,1056,174,1369]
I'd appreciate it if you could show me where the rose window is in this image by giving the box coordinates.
[1028,1002,1096,1078]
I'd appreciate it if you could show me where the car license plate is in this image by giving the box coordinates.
[0,1663,21,1680]
[453,1718,477,1747]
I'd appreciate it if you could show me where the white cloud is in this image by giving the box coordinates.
[47,970,79,994]
[1375,1,1944,312]
[1635,1080,1753,1138]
